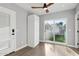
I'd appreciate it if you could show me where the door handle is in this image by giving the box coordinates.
[12,29,15,35]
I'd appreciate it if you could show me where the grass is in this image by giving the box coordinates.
[55,35,65,42]
[49,35,65,42]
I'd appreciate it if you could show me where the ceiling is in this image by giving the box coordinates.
[16,3,77,15]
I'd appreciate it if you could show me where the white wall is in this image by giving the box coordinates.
[0,3,28,49]
[39,9,75,47]
[76,4,79,12]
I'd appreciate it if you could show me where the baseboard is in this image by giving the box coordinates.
[27,42,39,48]
[67,45,75,48]
[15,44,27,51]
[39,40,45,42]
[40,40,76,48]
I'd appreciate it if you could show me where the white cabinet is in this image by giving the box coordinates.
[28,15,39,48]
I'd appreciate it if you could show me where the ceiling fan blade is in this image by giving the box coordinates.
[32,7,43,8]
[47,3,54,7]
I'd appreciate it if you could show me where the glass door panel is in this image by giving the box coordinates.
[54,20,66,43]
[44,20,54,41]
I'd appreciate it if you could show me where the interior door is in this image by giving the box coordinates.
[0,12,15,56]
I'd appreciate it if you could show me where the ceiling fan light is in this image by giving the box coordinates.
[44,7,48,10]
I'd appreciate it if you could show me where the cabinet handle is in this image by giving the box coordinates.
[12,29,15,35]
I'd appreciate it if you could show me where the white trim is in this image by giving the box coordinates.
[75,11,79,48]
[40,40,67,45]
[40,40,45,42]
[67,45,75,48]
[15,44,27,51]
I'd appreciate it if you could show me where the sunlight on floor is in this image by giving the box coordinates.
[45,43,56,56]
[44,43,78,56]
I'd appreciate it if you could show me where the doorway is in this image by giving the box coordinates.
[44,18,67,45]
[0,7,16,56]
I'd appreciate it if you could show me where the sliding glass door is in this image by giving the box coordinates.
[44,19,66,44]
[44,20,54,42]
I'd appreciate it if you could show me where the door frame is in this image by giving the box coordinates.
[0,7,16,55]
[75,11,79,48]
[44,18,67,45]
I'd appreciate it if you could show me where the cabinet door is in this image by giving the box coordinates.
[28,15,34,47]
[34,16,39,46]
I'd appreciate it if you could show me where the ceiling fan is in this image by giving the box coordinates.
[32,3,54,13]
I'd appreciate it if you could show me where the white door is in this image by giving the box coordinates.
[0,7,16,56]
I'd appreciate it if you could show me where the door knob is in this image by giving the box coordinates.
[12,29,14,32]
[12,29,15,35]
